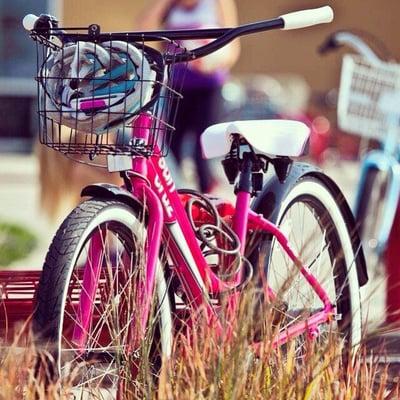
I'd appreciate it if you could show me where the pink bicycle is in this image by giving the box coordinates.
[24,6,368,397]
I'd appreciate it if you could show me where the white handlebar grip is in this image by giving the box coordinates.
[23,14,39,31]
[280,6,334,30]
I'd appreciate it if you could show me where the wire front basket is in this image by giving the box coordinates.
[337,55,400,140]
[32,27,188,161]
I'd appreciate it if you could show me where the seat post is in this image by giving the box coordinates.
[233,152,253,254]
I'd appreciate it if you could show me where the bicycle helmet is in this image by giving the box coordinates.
[42,40,156,134]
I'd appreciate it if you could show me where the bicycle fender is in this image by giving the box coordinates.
[251,162,368,286]
[81,183,142,210]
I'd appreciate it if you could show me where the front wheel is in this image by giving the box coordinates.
[264,176,362,351]
[33,199,172,398]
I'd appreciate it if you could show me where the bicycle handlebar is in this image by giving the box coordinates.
[319,31,382,64]
[24,6,334,63]
[280,6,333,30]
[22,14,38,31]
[176,6,333,63]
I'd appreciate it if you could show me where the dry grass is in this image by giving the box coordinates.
[157,293,399,400]
[159,330,398,400]
[0,291,398,400]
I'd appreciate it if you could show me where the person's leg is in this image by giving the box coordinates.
[191,87,222,192]
[169,88,190,166]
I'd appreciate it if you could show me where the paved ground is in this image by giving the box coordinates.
[0,153,388,330]
[0,154,55,271]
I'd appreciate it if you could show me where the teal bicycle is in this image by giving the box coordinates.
[321,31,400,271]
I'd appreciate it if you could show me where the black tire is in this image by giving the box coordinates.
[33,199,172,398]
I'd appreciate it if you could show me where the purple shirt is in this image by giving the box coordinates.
[165,0,228,89]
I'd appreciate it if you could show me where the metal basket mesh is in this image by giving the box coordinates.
[337,55,400,140]
[32,29,188,160]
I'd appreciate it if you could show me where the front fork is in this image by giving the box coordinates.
[131,175,164,333]
[72,115,165,350]
[71,178,164,351]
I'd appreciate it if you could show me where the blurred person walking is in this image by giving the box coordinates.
[137,0,240,192]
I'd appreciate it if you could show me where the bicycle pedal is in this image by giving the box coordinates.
[333,313,342,321]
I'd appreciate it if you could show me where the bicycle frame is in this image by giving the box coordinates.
[72,112,337,352]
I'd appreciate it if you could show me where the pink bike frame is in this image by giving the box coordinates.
[73,112,336,351]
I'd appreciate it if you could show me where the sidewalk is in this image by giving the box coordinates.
[0,154,56,269]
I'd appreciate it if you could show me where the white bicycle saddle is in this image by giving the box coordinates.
[200,120,310,159]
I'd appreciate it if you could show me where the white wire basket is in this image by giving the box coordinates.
[337,54,400,140]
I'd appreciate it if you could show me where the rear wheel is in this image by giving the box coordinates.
[264,177,362,352]
[33,199,172,399]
